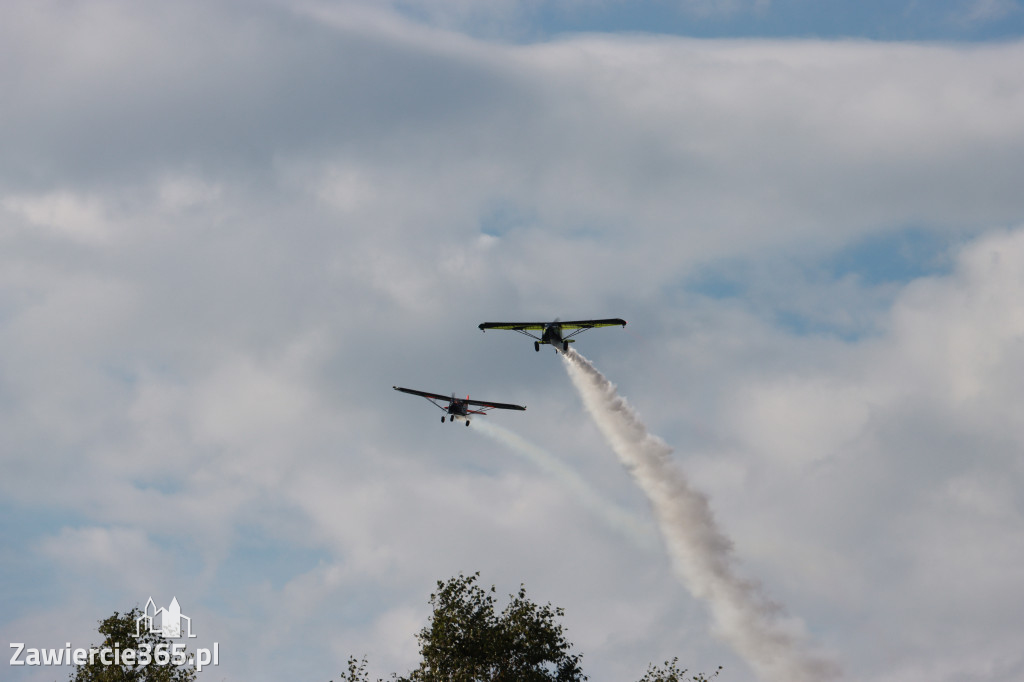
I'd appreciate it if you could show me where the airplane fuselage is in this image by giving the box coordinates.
[536,324,575,352]
[540,324,564,346]
[447,400,469,417]
[478,318,624,353]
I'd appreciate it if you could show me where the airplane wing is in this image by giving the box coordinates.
[555,318,627,329]
[393,387,525,413]
[393,386,452,402]
[478,322,548,331]
[464,398,526,411]
[478,319,626,331]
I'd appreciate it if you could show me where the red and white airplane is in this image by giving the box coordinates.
[392,386,526,426]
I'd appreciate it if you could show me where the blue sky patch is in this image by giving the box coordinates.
[215,524,330,593]
[0,504,66,616]
[403,0,1024,43]
[479,199,536,237]
[683,226,961,339]
[683,260,750,300]
[825,227,956,285]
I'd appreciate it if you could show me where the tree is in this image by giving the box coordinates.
[334,573,720,682]
[636,658,722,682]
[334,573,583,682]
[400,573,585,682]
[70,608,196,682]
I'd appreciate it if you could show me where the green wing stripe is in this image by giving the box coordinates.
[478,322,547,331]
[478,319,625,331]
[550,318,627,329]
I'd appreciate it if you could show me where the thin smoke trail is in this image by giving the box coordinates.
[562,349,840,682]
[472,417,658,550]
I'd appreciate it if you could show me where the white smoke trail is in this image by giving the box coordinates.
[562,349,840,682]
[472,417,658,550]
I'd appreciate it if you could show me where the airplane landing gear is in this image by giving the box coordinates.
[442,416,446,423]
[563,341,569,352]
[534,341,540,352]
[465,420,470,427]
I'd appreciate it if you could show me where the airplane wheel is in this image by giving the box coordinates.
[534,342,540,352]
[563,341,569,352]
[465,420,470,427]
[442,416,445,423]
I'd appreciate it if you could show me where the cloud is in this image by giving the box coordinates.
[656,228,1024,680]
[2,192,112,242]
[958,0,1022,24]
[36,526,172,598]
[2,4,1024,681]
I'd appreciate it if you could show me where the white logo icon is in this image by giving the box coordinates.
[135,597,196,639]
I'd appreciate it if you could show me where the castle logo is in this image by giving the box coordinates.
[135,597,196,639]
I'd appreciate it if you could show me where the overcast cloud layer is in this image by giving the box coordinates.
[3,2,1024,681]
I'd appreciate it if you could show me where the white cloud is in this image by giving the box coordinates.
[36,526,171,596]
[958,0,1021,24]
[3,192,111,242]
[2,4,1024,681]
[156,175,223,213]
[658,228,1024,680]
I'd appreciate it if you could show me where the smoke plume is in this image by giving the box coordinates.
[472,418,657,550]
[562,349,840,682]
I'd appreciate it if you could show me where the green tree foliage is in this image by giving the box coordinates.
[336,656,377,682]
[70,608,196,682]
[636,658,721,682]
[334,574,720,682]
[400,573,585,682]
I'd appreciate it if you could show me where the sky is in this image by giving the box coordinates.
[2,1,1024,681]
